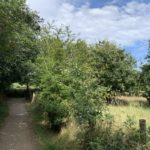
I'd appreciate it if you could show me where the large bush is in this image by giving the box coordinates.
[34,26,74,132]
[34,25,138,133]
[39,72,72,132]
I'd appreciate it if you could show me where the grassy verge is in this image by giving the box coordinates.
[0,101,8,127]
[29,104,79,150]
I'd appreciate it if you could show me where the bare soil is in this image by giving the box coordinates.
[0,98,41,150]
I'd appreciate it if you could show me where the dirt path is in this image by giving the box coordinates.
[0,98,41,150]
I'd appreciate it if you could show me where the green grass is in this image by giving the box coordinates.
[109,96,150,129]
[0,101,8,127]
[109,105,150,127]
[10,83,27,90]
[10,83,36,90]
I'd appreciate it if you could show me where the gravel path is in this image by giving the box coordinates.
[0,98,41,150]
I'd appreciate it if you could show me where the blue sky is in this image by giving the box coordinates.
[26,0,150,64]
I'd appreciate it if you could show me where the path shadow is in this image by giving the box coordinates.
[6,89,27,98]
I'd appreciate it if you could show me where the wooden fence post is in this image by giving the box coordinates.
[139,119,146,144]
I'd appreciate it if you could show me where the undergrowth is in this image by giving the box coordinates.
[30,102,150,150]
[29,103,79,150]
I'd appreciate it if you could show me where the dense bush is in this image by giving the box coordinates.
[39,73,72,132]
[74,81,108,128]
[34,26,74,132]
[33,24,139,133]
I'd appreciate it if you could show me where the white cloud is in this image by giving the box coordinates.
[26,0,150,47]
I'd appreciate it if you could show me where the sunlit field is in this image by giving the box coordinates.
[109,97,150,128]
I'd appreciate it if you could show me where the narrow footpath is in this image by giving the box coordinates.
[0,98,40,150]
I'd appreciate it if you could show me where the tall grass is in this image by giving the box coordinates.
[109,96,150,128]
[29,103,80,150]
[109,106,150,127]
[29,96,150,150]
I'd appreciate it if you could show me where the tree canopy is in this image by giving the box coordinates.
[33,25,138,131]
[0,0,41,90]
[91,41,137,93]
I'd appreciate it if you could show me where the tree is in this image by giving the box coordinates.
[35,26,108,131]
[141,43,150,104]
[65,40,108,129]
[35,26,138,130]
[141,64,150,103]
[0,0,41,91]
[90,41,137,94]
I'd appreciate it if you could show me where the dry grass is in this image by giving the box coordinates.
[117,96,146,104]
[48,119,80,150]
[32,114,80,150]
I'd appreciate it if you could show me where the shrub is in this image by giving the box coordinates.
[38,73,72,132]
[74,83,108,129]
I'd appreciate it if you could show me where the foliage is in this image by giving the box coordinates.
[35,25,74,132]
[141,64,150,103]
[31,100,150,150]
[34,23,139,132]
[39,73,72,132]
[0,0,41,90]
[73,78,108,128]
[1,1,149,149]
[30,103,80,150]
[65,40,108,128]
[141,43,150,104]
[91,41,138,94]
